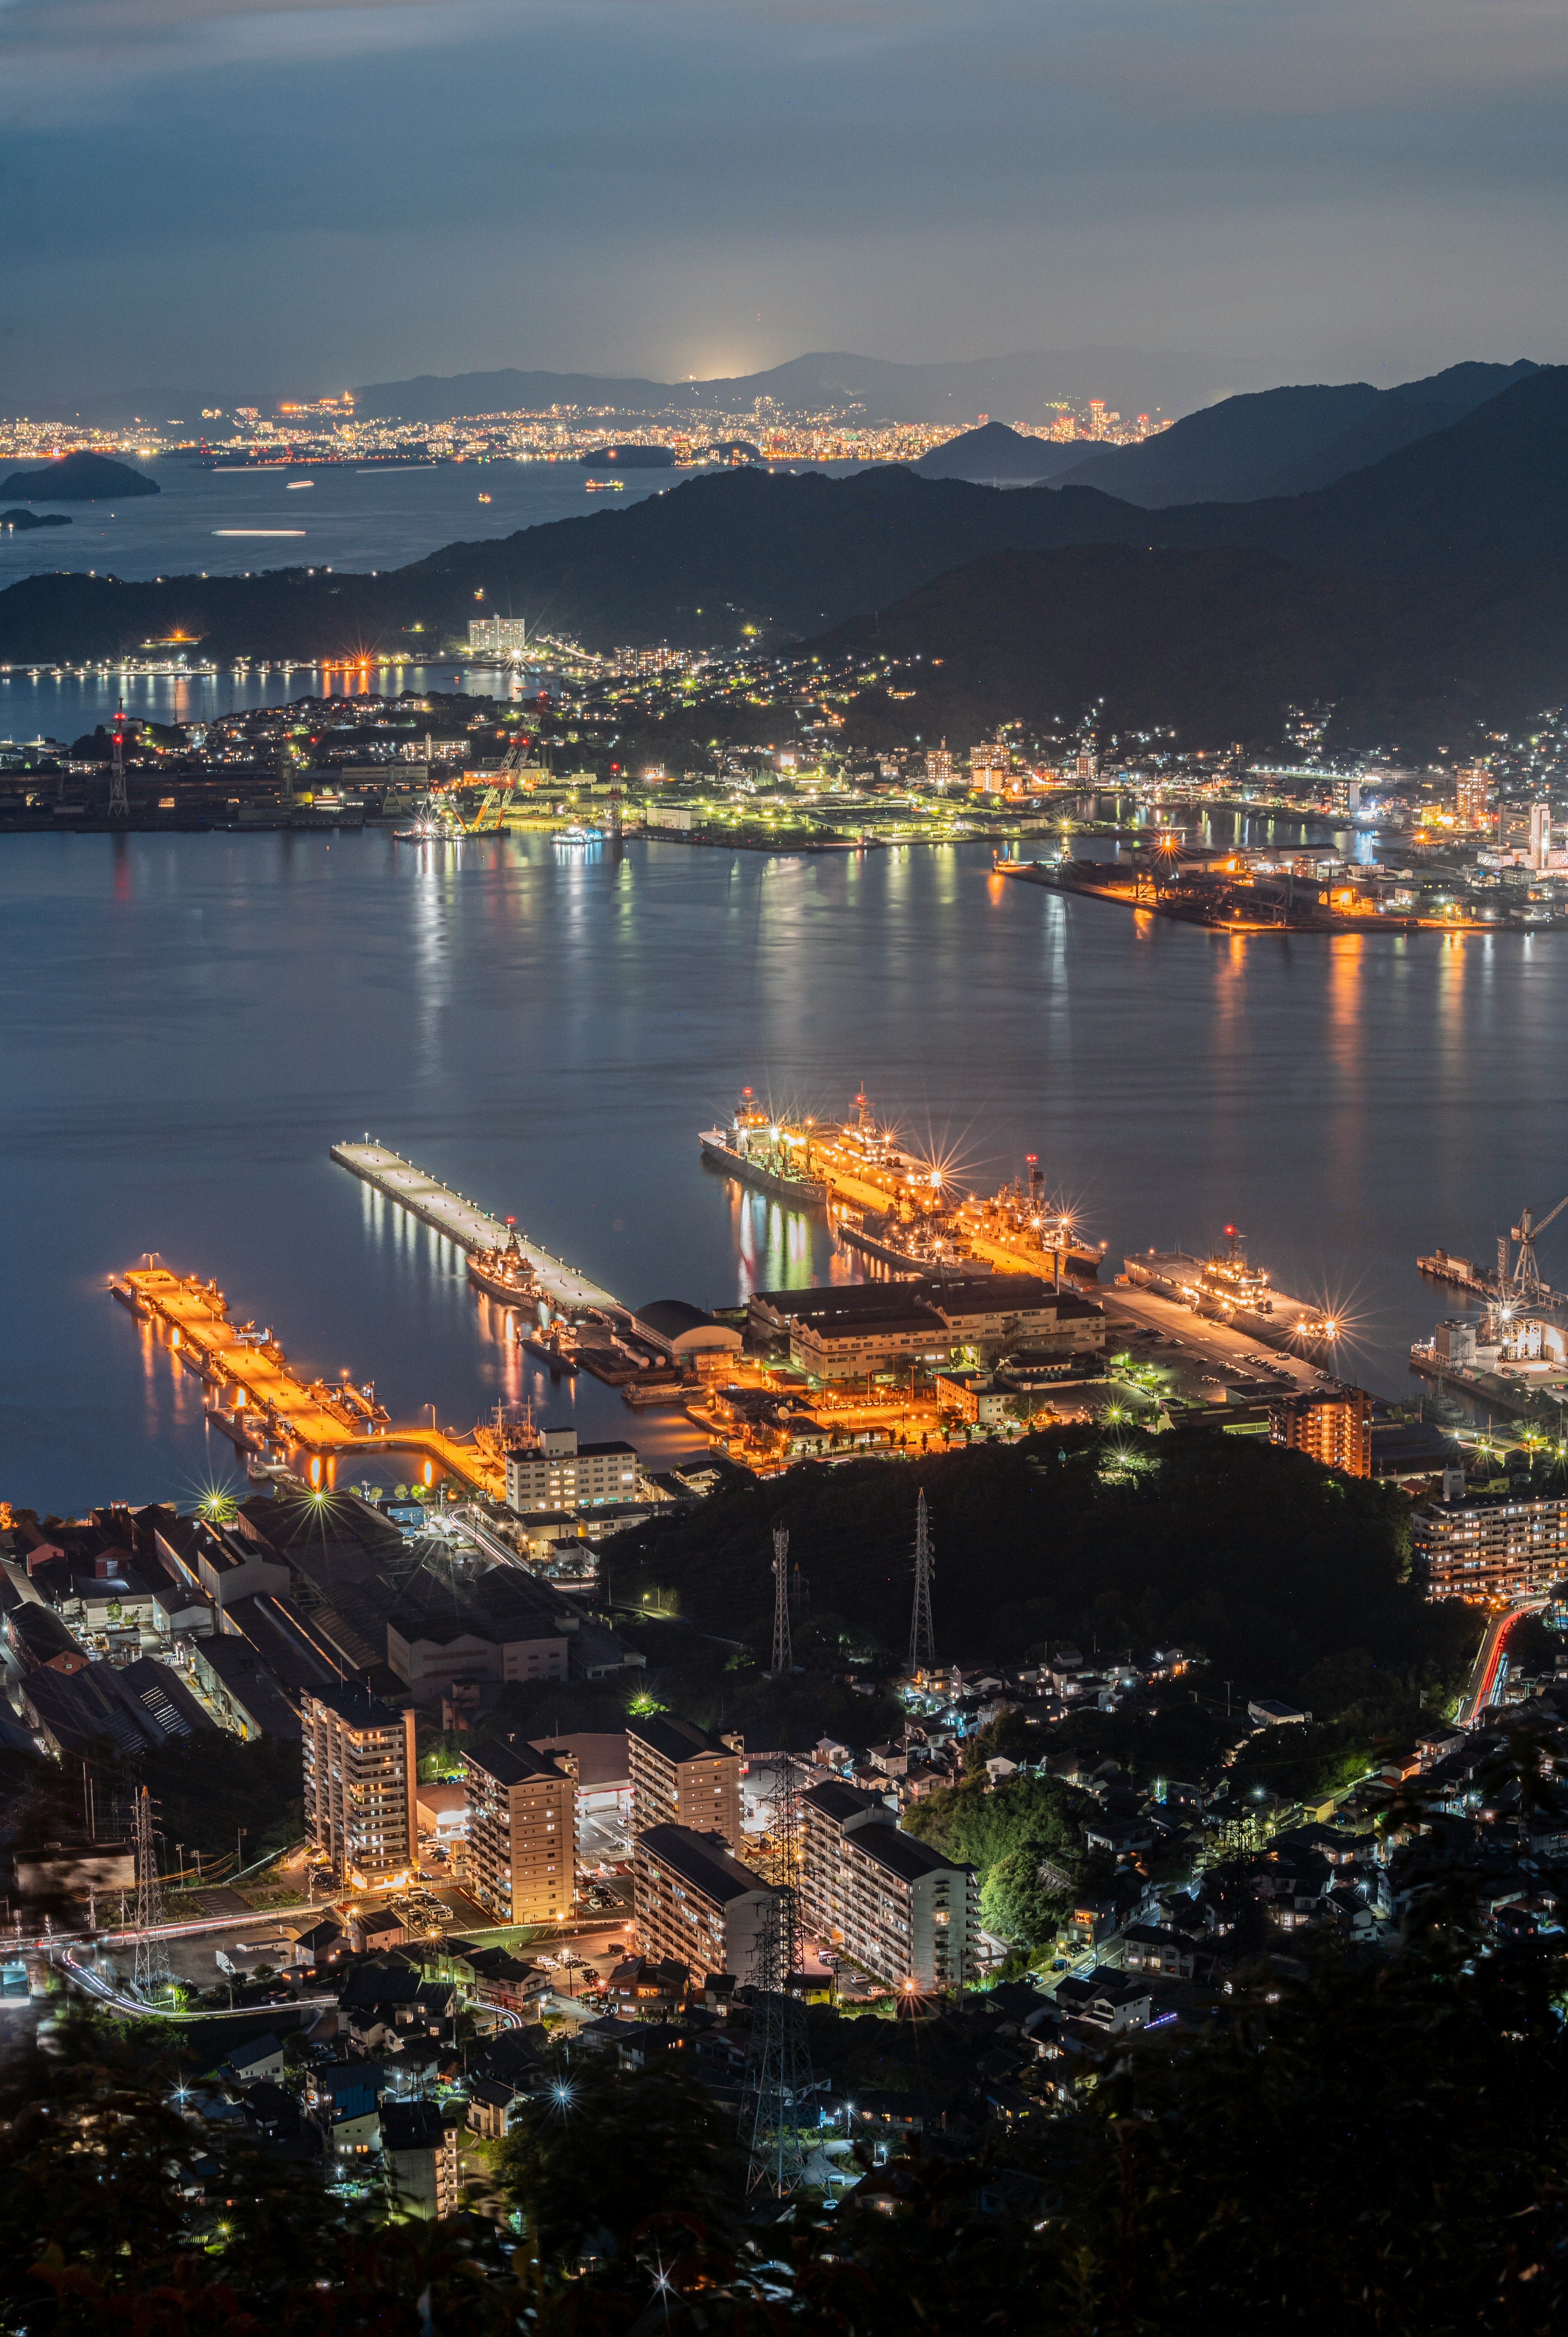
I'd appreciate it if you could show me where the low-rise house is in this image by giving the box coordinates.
[1120,1922,1197,1979]
[466,2078,522,2140]
[1053,1969,1154,2034]
[223,2032,286,2085]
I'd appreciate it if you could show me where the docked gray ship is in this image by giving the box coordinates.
[699,1092,828,1206]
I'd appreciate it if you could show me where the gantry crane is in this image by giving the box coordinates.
[1502,1194,1568,1302]
[469,731,544,831]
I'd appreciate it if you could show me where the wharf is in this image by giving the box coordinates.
[331,1140,620,1315]
[111,1266,503,1496]
[1408,1342,1568,1422]
[997,858,1436,934]
[1119,1254,1339,1370]
[1417,1248,1500,1301]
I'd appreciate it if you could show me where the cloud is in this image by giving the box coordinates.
[1,0,1564,401]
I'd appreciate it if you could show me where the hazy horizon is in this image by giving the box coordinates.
[2,0,1563,412]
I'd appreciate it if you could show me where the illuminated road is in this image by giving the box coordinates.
[1459,1597,1547,1727]
[57,1946,339,2022]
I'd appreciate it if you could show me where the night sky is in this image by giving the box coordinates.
[2,0,1563,408]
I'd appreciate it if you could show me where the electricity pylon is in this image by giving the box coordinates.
[743,1751,813,2193]
[108,703,129,819]
[132,1786,172,2000]
[908,1488,935,1677]
[771,1524,792,1676]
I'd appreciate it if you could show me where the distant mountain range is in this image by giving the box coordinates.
[1048,360,1540,504]
[3,364,1565,748]
[347,347,1273,427]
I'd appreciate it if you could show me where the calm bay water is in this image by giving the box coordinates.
[3,826,1561,1515]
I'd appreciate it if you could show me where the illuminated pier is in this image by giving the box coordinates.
[110,1266,503,1496]
[330,1140,621,1314]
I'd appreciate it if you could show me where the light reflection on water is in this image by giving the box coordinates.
[4,826,1565,1512]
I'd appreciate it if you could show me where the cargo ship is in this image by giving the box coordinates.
[698,1088,1101,1280]
[700,1091,828,1206]
[466,1220,542,1306]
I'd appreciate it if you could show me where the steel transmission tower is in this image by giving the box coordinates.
[108,702,129,819]
[908,1489,935,1677]
[771,1524,792,1676]
[132,1786,172,2000]
[743,1751,814,2194]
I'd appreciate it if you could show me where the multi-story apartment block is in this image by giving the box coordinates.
[463,1739,577,1925]
[628,1711,742,1846]
[1270,1387,1373,1478]
[1413,1490,1568,1602]
[381,2101,462,2219]
[301,1683,417,1889]
[633,1822,785,1979]
[1454,763,1491,829]
[800,1780,979,1993]
[505,1427,639,1514]
[468,615,532,657]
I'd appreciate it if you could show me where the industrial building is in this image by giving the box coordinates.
[301,1682,418,1889]
[385,1558,572,1704]
[748,1274,1102,1381]
[800,1780,980,1993]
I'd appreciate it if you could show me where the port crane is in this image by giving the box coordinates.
[1500,1194,1568,1303]
[469,733,546,831]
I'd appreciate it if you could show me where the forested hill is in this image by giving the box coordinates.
[613,1429,1472,1716]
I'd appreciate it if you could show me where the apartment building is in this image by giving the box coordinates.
[628,1711,742,1846]
[1413,1490,1568,1602]
[381,2101,462,2219]
[800,1780,979,1993]
[1270,1387,1373,1479]
[633,1821,786,1979]
[505,1427,639,1514]
[301,1682,418,1889]
[463,1739,577,1925]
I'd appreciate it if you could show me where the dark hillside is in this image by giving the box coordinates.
[1054,358,1538,506]
[613,1429,1476,1715]
[802,538,1568,748]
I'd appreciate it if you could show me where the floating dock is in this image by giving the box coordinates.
[111,1266,503,1495]
[331,1140,621,1314]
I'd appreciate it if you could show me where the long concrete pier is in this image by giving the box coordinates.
[331,1139,621,1314]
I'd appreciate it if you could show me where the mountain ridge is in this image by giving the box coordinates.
[2,366,1564,744]
[1049,359,1539,505]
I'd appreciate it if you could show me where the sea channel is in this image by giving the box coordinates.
[4,823,1561,1514]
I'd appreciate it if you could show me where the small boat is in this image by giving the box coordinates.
[286,479,314,489]
[552,824,602,844]
[477,493,492,503]
[584,478,625,493]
